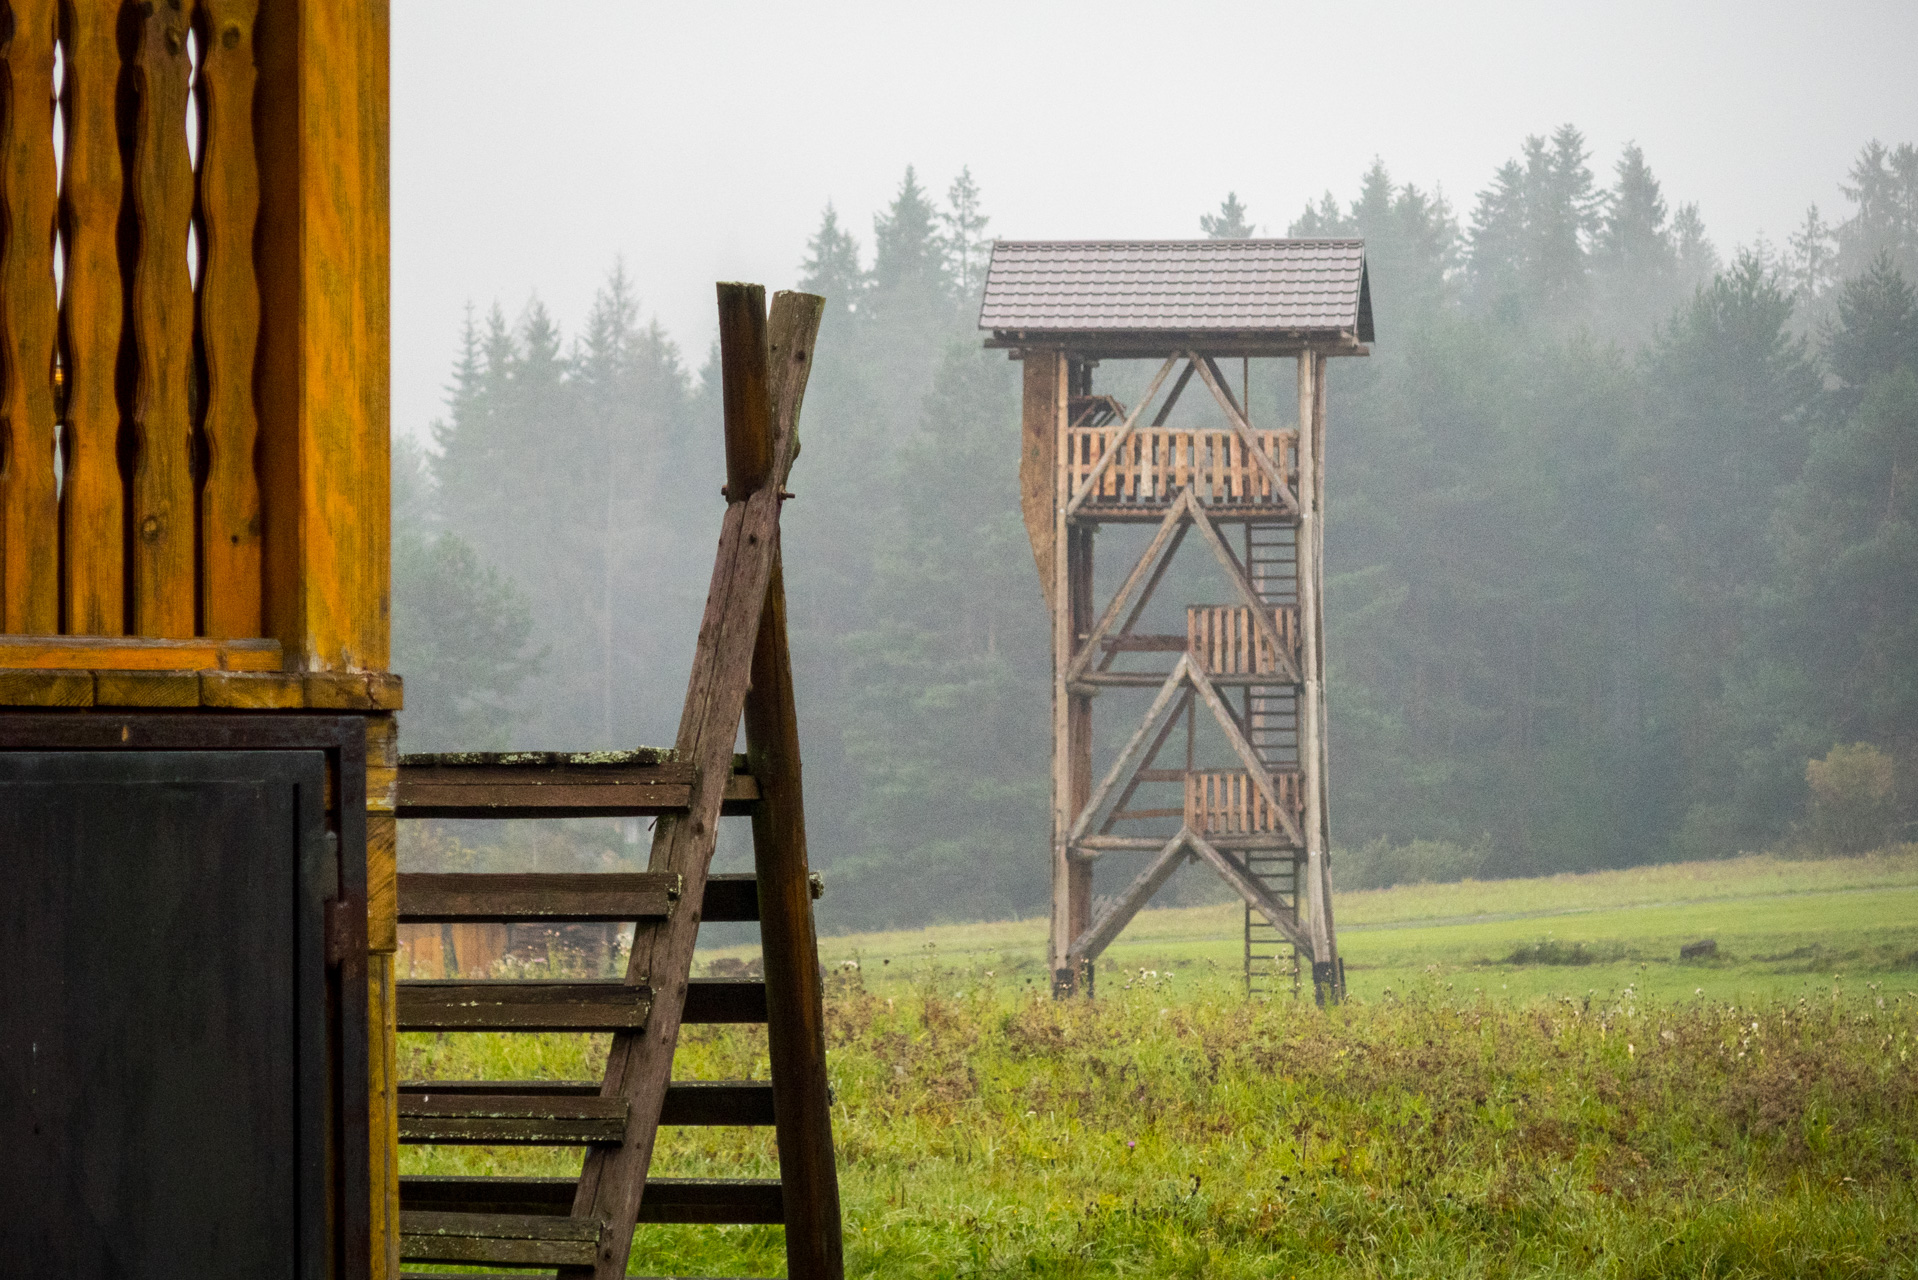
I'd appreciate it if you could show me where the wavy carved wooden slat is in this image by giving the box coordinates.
[193,0,260,638]
[57,1,123,635]
[128,0,196,636]
[0,1,60,633]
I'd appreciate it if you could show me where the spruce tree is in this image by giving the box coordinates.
[942,167,993,298]
[798,203,864,324]
[1200,191,1254,237]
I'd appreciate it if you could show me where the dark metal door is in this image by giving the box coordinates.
[0,750,333,1279]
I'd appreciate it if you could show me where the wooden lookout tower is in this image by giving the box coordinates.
[980,239,1373,1002]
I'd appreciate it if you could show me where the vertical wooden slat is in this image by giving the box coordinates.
[0,0,60,633]
[56,0,123,635]
[256,0,391,671]
[195,0,262,637]
[127,0,196,635]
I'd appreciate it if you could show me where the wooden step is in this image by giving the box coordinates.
[400,1079,777,1127]
[396,749,758,819]
[398,1092,629,1145]
[396,978,763,1032]
[398,1210,600,1267]
[398,871,680,923]
[395,870,767,924]
[402,1175,785,1224]
[397,980,653,1032]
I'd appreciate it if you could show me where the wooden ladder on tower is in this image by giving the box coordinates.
[390,287,842,1280]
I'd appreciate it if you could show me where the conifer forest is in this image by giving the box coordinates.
[393,131,1918,932]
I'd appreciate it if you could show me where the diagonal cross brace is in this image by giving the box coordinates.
[1189,352,1299,514]
[1068,829,1192,965]
[1063,355,1181,518]
[1064,492,1191,686]
[1182,495,1303,686]
[1186,829,1313,955]
[1067,654,1304,850]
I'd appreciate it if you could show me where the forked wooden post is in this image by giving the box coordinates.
[729,288,847,1280]
[565,286,832,1280]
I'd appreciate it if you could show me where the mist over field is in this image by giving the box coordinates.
[390,121,1918,933]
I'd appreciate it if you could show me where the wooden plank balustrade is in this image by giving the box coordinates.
[0,0,382,671]
[1066,426,1296,511]
[1185,769,1302,839]
[1187,605,1299,677]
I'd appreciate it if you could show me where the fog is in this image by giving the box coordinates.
[390,1,1918,928]
[393,0,1918,440]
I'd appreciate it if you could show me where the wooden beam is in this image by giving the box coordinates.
[256,0,390,671]
[1185,830,1312,953]
[1181,498,1302,684]
[1067,831,1191,964]
[1150,360,1198,427]
[570,288,822,1280]
[1019,351,1064,609]
[1183,657,1306,848]
[1066,663,1191,846]
[53,0,122,634]
[395,873,680,923]
[1069,835,1171,854]
[1095,519,1189,673]
[1064,491,1192,685]
[0,0,60,634]
[1295,351,1334,983]
[0,635,282,670]
[128,0,198,636]
[741,296,845,1280]
[1190,353,1298,514]
[196,0,266,639]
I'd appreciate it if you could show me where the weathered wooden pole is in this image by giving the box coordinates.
[1296,350,1341,1003]
[727,286,846,1280]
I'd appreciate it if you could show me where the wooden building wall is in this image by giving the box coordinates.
[0,2,397,1272]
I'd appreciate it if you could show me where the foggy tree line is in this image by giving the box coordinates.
[393,134,1918,928]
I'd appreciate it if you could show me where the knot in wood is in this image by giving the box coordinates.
[139,515,163,543]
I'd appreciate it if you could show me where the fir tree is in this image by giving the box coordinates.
[1201,192,1255,238]
[798,203,864,323]
[1834,140,1918,281]
[942,166,993,298]
[1824,254,1917,406]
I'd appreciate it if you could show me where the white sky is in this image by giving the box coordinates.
[392,0,1918,440]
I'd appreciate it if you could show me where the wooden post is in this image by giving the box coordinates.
[1295,351,1339,1002]
[1020,355,1058,609]
[732,293,845,1280]
[1309,352,1341,998]
[255,0,391,673]
[1038,349,1083,994]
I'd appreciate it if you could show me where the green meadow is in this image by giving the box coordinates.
[773,849,1918,1007]
[403,851,1918,1277]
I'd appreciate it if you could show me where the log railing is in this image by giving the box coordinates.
[1065,426,1296,509]
[1187,605,1299,677]
[1185,769,1302,838]
[1,0,265,642]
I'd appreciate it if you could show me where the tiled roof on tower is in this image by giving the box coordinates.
[978,239,1372,342]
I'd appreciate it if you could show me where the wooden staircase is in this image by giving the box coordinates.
[391,286,841,1280]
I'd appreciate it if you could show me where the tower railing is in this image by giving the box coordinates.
[1186,604,1299,677]
[1064,425,1297,511]
[1185,768,1303,842]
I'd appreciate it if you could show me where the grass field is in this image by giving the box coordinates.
[403,851,1918,1277]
